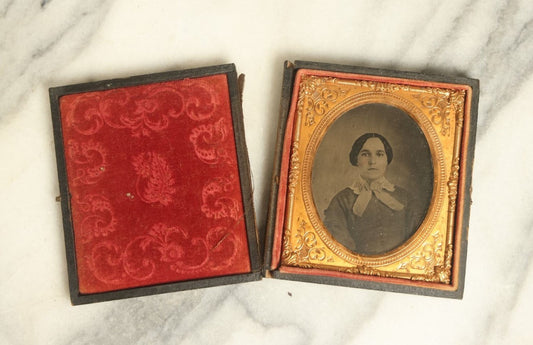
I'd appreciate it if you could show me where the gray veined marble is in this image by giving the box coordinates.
[0,0,113,123]
[1,0,533,344]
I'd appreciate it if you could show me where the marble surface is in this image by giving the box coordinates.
[1,0,533,344]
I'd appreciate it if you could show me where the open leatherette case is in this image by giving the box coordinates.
[50,64,261,304]
[264,61,479,298]
[51,62,478,304]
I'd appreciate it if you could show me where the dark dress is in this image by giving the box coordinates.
[323,187,419,255]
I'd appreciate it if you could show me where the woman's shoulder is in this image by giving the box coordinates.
[339,187,359,200]
[328,187,357,205]
[391,184,412,204]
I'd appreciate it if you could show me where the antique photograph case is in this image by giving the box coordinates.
[265,61,479,298]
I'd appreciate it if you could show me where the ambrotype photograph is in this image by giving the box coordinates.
[312,103,433,255]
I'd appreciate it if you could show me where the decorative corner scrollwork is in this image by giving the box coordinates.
[412,88,466,138]
[298,76,347,127]
[431,244,453,284]
[395,231,449,282]
[282,216,331,266]
[413,89,454,136]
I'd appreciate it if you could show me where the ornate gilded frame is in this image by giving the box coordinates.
[265,61,478,298]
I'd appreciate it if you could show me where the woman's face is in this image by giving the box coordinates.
[357,137,388,182]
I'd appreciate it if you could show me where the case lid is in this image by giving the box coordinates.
[50,64,261,305]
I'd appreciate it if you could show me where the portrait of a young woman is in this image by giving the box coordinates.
[323,133,416,254]
[311,103,433,256]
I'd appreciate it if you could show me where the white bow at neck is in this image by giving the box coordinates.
[349,175,405,216]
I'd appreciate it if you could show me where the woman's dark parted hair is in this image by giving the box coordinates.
[349,133,393,166]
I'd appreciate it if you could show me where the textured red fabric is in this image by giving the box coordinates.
[59,74,251,294]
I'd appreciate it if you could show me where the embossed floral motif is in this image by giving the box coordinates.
[201,176,240,220]
[88,222,241,284]
[89,242,126,285]
[149,223,209,271]
[100,87,186,137]
[74,194,117,243]
[116,86,185,137]
[122,223,209,279]
[62,80,219,137]
[182,79,218,121]
[67,139,108,185]
[97,88,134,131]
[132,152,177,206]
[189,117,231,164]
[63,94,106,135]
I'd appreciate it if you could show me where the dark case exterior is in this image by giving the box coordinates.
[50,64,261,305]
[264,60,479,299]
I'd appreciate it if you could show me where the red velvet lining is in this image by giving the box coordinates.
[59,74,251,294]
[270,71,302,270]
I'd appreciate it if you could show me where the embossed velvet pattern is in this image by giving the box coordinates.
[59,74,251,294]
